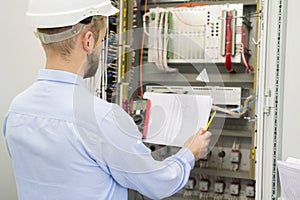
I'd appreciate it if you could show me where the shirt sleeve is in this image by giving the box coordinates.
[95,104,195,199]
[3,114,7,136]
[111,148,194,199]
[2,113,12,157]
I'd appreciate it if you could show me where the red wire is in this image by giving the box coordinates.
[225,12,236,73]
[175,3,207,8]
[152,0,208,27]
[241,25,253,72]
[174,11,207,27]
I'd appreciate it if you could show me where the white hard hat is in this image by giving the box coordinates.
[26,0,119,28]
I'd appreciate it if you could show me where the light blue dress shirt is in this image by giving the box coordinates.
[3,69,195,200]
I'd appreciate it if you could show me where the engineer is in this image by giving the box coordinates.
[3,0,212,199]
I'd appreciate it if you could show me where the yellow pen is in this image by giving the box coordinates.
[201,110,217,134]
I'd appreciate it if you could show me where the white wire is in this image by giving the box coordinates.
[162,12,177,72]
[212,95,255,117]
[102,50,107,101]
[235,43,252,72]
[143,13,151,36]
[157,12,164,70]
[162,12,169,71]
[153,11,160,69]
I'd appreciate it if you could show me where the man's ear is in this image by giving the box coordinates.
[82,31,95,53]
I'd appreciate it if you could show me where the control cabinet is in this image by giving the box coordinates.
[99,0,287,199]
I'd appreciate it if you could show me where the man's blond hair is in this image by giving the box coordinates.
[38,16,106,61]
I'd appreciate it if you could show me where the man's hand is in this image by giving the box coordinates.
[183,129,212,161]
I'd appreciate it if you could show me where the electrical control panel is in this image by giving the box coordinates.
[107,0,260,199]
[146,85,242,107]
[144,4,249,64]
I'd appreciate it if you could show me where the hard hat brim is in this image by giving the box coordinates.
[100,3,119,17]
[27,2,119,28]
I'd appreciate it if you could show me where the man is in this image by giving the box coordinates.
[3,0,211,199]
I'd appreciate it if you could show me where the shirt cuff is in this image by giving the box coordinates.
[175,147,195,169]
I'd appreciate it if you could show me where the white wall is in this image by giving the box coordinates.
[281,1,300,160]
[0,1,45,199]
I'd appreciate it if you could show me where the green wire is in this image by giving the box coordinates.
[151,12,155,21]
[167,12,173,59]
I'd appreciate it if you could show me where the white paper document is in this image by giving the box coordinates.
[143,92,213,147]
[278,157,300,200]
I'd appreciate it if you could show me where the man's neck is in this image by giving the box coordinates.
[45,53,84,77]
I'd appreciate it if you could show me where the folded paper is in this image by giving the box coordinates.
[143,92,213,147]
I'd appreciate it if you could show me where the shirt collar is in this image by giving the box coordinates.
[37,69,86,87]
